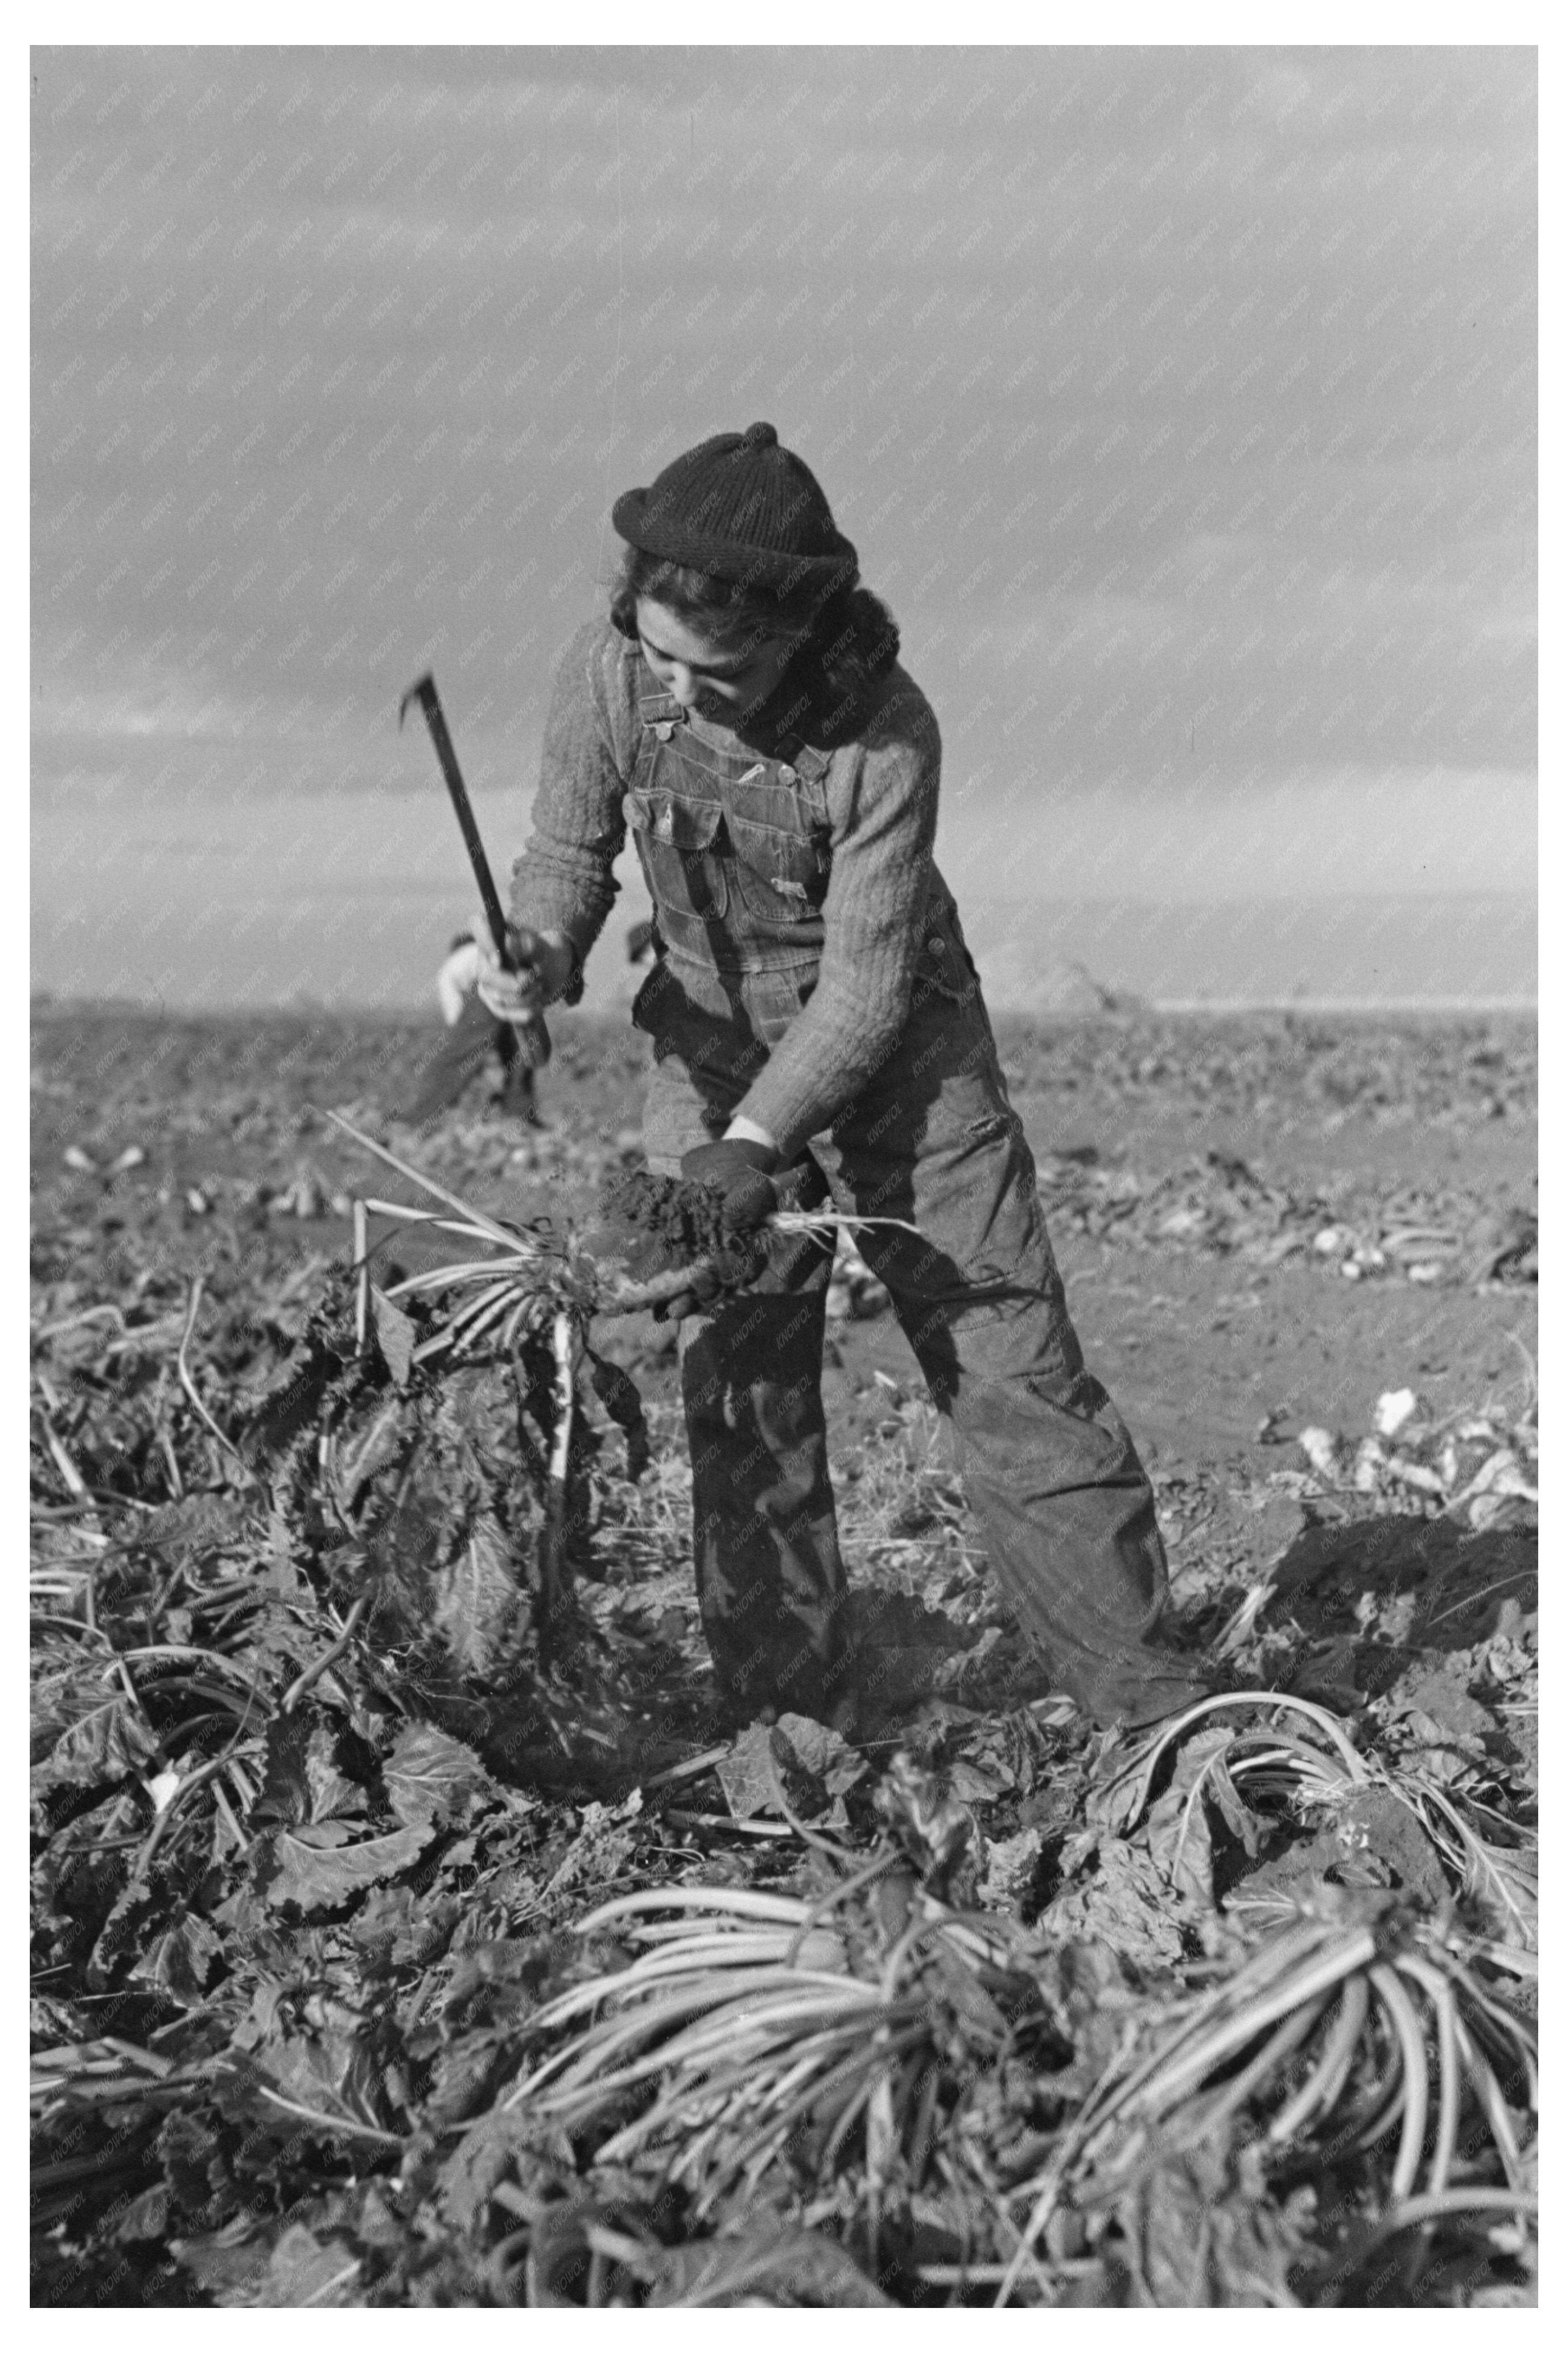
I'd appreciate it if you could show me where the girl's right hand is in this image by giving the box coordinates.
[472,923,575,1022]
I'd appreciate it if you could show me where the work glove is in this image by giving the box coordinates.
[679,1138,781,1235]
[650,1139,781,1324]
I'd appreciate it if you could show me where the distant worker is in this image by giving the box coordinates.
[401,930,545,1129]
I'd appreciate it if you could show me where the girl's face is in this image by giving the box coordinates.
[634,597,798,721]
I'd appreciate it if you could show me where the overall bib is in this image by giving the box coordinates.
[622,662,1207,1730]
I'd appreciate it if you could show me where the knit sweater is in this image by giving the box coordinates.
[508,618,946,1157]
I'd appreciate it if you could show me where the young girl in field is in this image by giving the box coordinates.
[474,422,1213,1736]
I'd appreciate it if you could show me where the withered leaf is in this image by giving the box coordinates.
[128,1910,224,2003]
[254,1711,363,1828]
[644,2226,892,2307]
[32,1684,160,1789]
[431,1509,519,1675]
[383,1721,493,1829]
[585,1343,650,1479]
[370,1285,417,1388]
[265,2223,363,2308]
[133,1492,251,1556]
[262,1821,434,1914]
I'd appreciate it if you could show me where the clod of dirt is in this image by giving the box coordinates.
[1382,1665,1497,1743]
[1231,1788,1449,1910]
[1271,1518,1537,1654]
[847,1585,980,1719]
[599,1169,732,1266]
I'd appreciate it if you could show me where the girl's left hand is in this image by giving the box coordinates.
[679,1138,780,1233]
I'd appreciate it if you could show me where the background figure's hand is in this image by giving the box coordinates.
[679,1138,780,1236]
[435,938,482,1026]
[472,923,575,1024]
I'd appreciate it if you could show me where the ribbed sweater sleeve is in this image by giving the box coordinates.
[507,621,633,979]
[735,668,942,1158]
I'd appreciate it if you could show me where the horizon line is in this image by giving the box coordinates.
[30,990,1539,1021]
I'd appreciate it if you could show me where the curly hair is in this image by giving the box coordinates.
[608,546,901,739]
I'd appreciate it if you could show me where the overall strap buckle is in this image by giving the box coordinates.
[639,693,686,744]
[780,743,830,785]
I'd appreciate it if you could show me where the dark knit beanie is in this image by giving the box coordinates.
[611,422,858,599]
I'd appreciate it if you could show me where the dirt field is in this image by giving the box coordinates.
[30,1002,1537,2307]
[30,999,1536,1458]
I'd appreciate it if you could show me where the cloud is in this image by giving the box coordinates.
[30,43,1536,1007]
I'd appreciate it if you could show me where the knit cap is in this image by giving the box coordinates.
[611,422,858,598]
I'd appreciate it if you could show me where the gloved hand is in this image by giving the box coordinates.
[679,1137,781,1235]
[649,1139,780,1324]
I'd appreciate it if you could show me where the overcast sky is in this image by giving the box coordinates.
[31,44,1536,1007]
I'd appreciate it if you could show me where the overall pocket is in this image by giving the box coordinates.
[625,788,728,922]
[726,808,829,925]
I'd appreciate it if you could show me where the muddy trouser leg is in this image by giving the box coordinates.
[679,1277,861,1721]
[830,968,1212,1731]
[644,1060,855,1723]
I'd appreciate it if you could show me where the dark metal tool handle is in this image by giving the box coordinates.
[400,671,551,1069]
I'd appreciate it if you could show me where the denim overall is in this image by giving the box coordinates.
[623,662,1207,1729]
